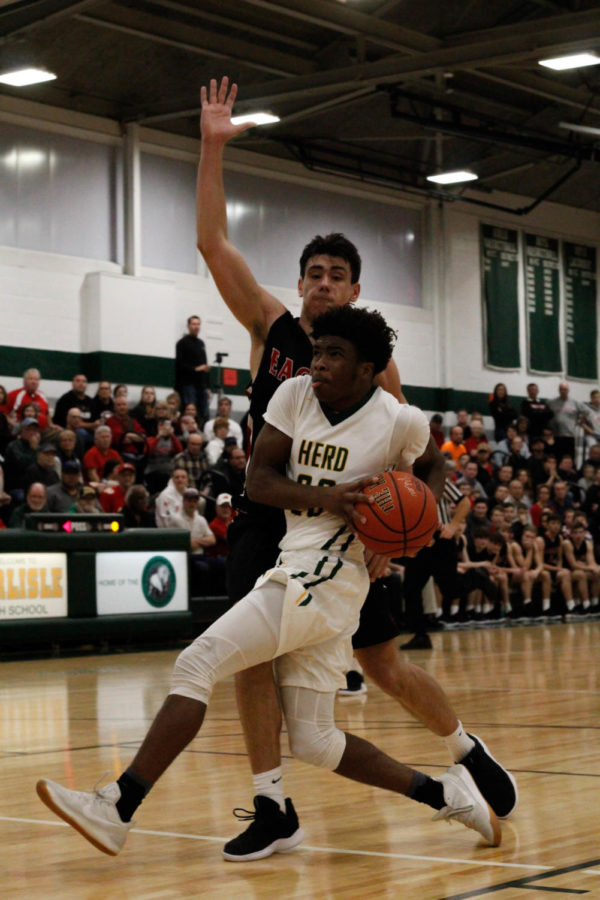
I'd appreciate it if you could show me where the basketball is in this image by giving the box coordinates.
[354,471,438,556]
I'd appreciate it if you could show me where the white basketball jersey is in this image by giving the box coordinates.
[263,374,430,561]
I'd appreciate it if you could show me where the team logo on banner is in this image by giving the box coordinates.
[141,556,177,608]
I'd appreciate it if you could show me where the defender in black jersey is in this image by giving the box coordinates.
[196,76,517,860]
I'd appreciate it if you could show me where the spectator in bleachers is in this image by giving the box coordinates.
[465,497,491,538]
[474,443,494,489]
[131,386,158,436]
[519,382,553,438]
[530,483,552,530]
[53,375,95,443]
[489,463,513,498]
[541,425,558,459]
[83,425,122,484]
[488,382,516,441]
[440,425,467,465]
[3,417,42,501]
[528,437,549,485]
[557,454,579,486]
[515,415,531,450]
[457,459,486,498]
[46,459,83,512]
[64,409,87,458]
[99,462,136,513]
[491,483,510,507]
[0,387,13,455]
[0,385,9,416]
[208,492,233,559]
[107,395,147,474]
[178,414,201,442]
[73,485,102,514]
[511,524,546,618]
[206,445,246,507]
[464,415,486,454]
[171,487,218,593]
[582,389,600,453]
[428,413,445,448]
[455,408,472,440]
[8,481,48,528]
[121,485,156,528]
[506,436,530,472]
[144,419,184,494]
[204,395,243,447]
[508,478,531,509]
[90,381,113,422]
[6,368,53,431]
[578,463,596,495]
[166,391,182,422]
[24,442,60,490]
[56,429,83,471]
[550,480,576,518]
[172,432,208,490]
[155,467,189,527]
[548,382,587,460]
[583,443,600,471]
[113,384,128,400]
[205,417,230,466]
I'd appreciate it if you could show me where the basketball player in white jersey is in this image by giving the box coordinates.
[36,306,501,858]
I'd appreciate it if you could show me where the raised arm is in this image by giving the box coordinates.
[196,77,285,347]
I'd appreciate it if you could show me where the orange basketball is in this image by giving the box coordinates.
[354,471,439,556]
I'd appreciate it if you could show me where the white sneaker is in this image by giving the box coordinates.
[433,764,501,846]
[36,778,132,855]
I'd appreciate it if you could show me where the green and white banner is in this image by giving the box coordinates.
[564,242,598,381]
[481,224,520,370]
[524,233,561,375]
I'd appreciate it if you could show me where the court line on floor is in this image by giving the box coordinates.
[0,814,551,871]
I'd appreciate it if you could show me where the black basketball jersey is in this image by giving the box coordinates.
[542,532,561,567]
[239,311,312,520]
[570,538,589,562]
[248,310,312,448]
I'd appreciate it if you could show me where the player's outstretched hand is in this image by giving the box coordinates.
[200,76,256,143]
[322,477,376,531]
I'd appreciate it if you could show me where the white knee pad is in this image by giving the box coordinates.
[170,634,236,704]
[280,686,346,771]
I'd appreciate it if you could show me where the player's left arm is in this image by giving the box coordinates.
[246,423,374,529]
[413,436,445,501]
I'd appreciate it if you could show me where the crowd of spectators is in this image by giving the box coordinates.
[0,369,245,597]
[2,370,600,619]
[420,380,600,627]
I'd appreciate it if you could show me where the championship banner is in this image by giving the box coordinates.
[0,552,68,620]
[96,550,188,615]
[524,233,561,375]
[481,224,520,370]
[564,242,598,381]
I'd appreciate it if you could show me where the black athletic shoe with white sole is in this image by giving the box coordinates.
[223,796,304,862]
[460,734,518,819]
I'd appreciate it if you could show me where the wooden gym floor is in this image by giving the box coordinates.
[1,621,599,899]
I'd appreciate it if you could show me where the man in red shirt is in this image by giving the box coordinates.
[83,425,122,483]
[99,463,136,513]
[208,492,233,558]
[7,368,51,430]
[106,396,147,466]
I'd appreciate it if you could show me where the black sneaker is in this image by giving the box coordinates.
[222,796,304,862]
[338,670,368,697]
[460,734,518,819]
[400,633,432,650]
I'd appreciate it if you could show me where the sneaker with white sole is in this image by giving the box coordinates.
[223,796,304,862]
[460,733,518,819]
[433,764,502,846]
[337,670,368,698]
[36,778,132,856]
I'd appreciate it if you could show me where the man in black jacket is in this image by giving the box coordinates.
[175,316,211,424]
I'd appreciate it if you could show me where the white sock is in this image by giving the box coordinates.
[443,720,475,763]
[566,599,575,611]
[591,597,599,606]
[542,597,551,611]
[252,767,285,812]
[582,599,590,609]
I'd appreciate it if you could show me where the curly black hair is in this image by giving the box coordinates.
[299,233,361,284]
[311,305,397,375]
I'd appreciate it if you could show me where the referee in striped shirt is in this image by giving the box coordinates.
[400,476,471,650]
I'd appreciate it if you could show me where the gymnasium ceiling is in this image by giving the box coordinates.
[2,0,600,212]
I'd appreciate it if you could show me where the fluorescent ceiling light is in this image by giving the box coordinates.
[559,121,600,137]
[538,53,600,70]
[0,67,57,86]
[427,170,478,185]
[231,112,280,126]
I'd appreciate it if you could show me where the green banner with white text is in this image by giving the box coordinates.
[524,233,561,375]
[564,242,598,381]
[481,224,520,370]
